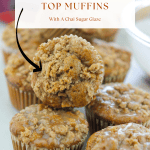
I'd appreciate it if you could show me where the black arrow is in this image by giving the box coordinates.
[16,8,42,72]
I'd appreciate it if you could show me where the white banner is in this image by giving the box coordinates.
[15,0,135,28]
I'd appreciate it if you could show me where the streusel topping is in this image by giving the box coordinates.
[87,83,150,126]
[10,104,88,149]
[4,50,36,90]
[92,39,131,76]
[31,35,104,108]
[86,123,150,150]
[2,21,52,51]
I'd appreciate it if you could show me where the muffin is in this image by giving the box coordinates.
[34,29,118,43]
[86,83,150,135]
[2,21,52,63]
[86,123,150,150]
[92,39,131,83]
[30,35,104,108]
[4,50,41,110]
[10,104,89,150]
[81,28,118,42]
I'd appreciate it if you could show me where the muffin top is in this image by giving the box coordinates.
[81,28,118,38]
[86,123,150,150]
[86,83,150,126]
[30,34,104,108]
[10,104,89,149]
[2,21,51,51]
[4,50,36,91]
[92,39,131,76]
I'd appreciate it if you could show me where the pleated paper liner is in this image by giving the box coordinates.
[11,133,86,150]
[85,106,114,135]
[7,80,42,111]
[103,72,128,84]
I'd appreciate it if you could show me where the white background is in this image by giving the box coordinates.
[1,24,150,149]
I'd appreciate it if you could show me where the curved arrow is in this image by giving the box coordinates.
[16,8,42,72]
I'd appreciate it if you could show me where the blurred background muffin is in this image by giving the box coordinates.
[4,50,41,110]
[2,21,52,63]
[92,39,131,83]
[81,28,118,42]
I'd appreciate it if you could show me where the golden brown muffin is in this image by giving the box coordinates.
[92,39,131,83]
[10,104,89,150]
[81,28,118,42]
[4,50,41,110]
[86,123,150,150]
[2,21,52,63]
[86,83,150,135]
[30,35,104,108]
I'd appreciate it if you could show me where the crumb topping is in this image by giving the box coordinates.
[92,39,131,76]
[87,83,150,126]
[30,35,104,108]
[4,50,36,90]
[10,104,89,149]
[86,123,150,150]
[2,21,52,51]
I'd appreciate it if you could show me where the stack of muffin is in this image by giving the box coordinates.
[3,22,150,150]
[7,34,105,150]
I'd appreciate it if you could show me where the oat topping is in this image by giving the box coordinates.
[10,104,88,149]
[2,21,52,51]
[30,35,104,108]
[4,50,36,90]
[87,83,150,126]
[92,39,131,76]
[86,123,150,150]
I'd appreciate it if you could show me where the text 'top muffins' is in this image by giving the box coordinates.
[30,35,104,108]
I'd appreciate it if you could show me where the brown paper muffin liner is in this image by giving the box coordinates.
[85,106,114,135]
[103,72,127,84]
[11,133,85,150]
[7,80,41,111]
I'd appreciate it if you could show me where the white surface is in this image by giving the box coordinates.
[0,25,150,149]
